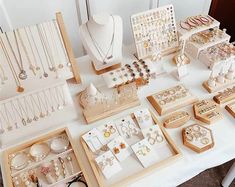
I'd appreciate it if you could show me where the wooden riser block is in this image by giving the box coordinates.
[92,62,121,75]
[163,111,191,128]
[213,88,235,104]
[225,102,235,118]
[202,79,235,93]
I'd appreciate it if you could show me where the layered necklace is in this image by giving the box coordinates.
[86,15,115,65]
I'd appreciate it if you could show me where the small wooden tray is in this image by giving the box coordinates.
[163,111,191,128]
[213,86,235,104]
[2,128,90,187]
[80,111,182,187]
[147,84,198,116]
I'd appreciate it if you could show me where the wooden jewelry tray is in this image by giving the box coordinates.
[147,84,198,116]
[80,110,182,187]
[2,127,90,187]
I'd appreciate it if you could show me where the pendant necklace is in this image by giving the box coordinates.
[10,101,20,129]
[0,104,13,131]
[0,35,24,92]
[16,29,36,76]
[29,95,40,121]
[0,63,8,84]
[56,86,66,106]
[86,15,115,65]
[47,21,64,69]
[53,20,71,67]
[5,31,27,80]
[0,113,5,134]
[28,27,48,78]
[53,87,63,110]
[16,99,30,125]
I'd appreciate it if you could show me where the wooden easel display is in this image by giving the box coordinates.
[0,12,81,100]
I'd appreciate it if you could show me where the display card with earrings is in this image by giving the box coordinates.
[0,81,77,147]
[131,4,179,59]
[133,108,154,129]
[80,108,182,187]
[0,13,81,100]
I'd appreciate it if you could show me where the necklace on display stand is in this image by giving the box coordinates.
[0,104,13,131]
[0,63,8,84]
[86,15,115,65]
[0,35,24,92]
[28,27,48,78]
[5,31,28,80]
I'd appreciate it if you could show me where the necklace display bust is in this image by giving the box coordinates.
[79,14,123,74]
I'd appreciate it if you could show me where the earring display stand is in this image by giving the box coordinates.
[213,86,235,104]
[0,12,81,100]
[78,83,140,124]
[193,100,222,124]
[2,128,90,187]
[182,124,214,153]
[0,81,77,148]
[80,110,182,187]
[147,84,198,116]
[131,4,179,60]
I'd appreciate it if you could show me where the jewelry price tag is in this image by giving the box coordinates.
[134,108,154,129]
[97,122,120,144]
[131,139,159,168]
[115,115,143,145]
[107,136,132,162]
[95,151,122,179]
[141,125,166,148]
[82,128,106,153]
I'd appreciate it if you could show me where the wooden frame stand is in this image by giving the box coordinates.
[80,110,182,187]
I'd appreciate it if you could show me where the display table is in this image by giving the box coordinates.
[2,47,235,187]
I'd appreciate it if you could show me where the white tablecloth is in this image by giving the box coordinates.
[2,48,235,187]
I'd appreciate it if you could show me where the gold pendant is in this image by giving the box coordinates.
[17,86,24,93]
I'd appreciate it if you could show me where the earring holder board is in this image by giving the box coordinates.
[0,12,81,101]
[0,81,77,148]
[80,111,182,187]
[131,4,179,60]
[2,127,91,187]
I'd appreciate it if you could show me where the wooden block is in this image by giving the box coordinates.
[163,111,191,128]
[225,102,235,118]
[182,124,214,153]
[56,12,81,84]
[147,84,198,116]
[92,62,121,75]
[213,86,235,104]
[193,100,223,124]
[80,110,182,187]
[202,78,235,93]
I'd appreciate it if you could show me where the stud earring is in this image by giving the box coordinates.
[120,143,126,149]
[113,147,120,154]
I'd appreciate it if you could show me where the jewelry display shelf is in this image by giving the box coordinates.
[177,15,220,39]
[2,128,90,187]
[213,86,235,104]
[80,110,182,187]
[202,77,235,93]
[193,100,222,124]
[0,81,77,148]
[185,29,231,59]
[131,4,179,59]
[225,102,235,118]
[147,84,198,116]
[0,12,81,100]
[182,124,214,153]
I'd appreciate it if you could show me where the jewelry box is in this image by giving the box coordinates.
[131,4,179,59]
[147,84,198,116]
[0,12,81,100]
[80,108,182,187]
[2,127,89,187]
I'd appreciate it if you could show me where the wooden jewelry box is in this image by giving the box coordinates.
[2,127,90,187]
[80,109,182,187]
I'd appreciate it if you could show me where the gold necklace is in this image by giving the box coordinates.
[5,31,27,80]
[0,35,24,92]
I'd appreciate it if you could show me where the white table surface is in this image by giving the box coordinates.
[2,47,235,187]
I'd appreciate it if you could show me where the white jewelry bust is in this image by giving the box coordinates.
[79,13,123,73]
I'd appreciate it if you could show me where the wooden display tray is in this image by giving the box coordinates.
[213,87,235,104]
[80,111,182,187]
[2,128,91,187]
[225,102,235,118]
[182,124,214,153]
[193,100,222,124]
[202,79,235,93]
[147,85,198,116]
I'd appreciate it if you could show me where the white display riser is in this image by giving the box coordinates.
[185,32,231,59]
